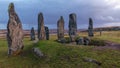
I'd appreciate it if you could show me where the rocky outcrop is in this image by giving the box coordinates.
[7,3,24,56]
[57,16,64,40]
[88,18,94,37]
[38,12,46,40]
[30,27,35,41]
[68,13,77,42]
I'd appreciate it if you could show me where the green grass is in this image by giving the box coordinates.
[35,40,120,68]
[95,31,120,43]
[0,31,120,68]
[79,31,120,43]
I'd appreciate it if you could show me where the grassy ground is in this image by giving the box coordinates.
[95,31,120,43]
[79,31,120,43]
[0,31,120,68]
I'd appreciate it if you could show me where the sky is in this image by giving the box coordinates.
[0,0,120,30]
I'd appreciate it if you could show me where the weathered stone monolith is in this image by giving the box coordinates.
[68,13,77,42]
[45,26,49,40]
[30,27,35,41]
[7,3,24,56]
[88,18,94,37]
[57,16,64,40]
[38,12,46,40]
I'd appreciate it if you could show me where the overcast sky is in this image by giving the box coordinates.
[0,0,120,29]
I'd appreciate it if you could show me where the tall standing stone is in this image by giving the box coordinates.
[45,26,49,40]
[88,18,94,37]
[57,16,64,40]
[38,12,46,40]
[30,27,35,41]
[68,13,77,42]
[7,3,24,56]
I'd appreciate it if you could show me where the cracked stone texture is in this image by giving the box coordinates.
[88,18,94,37]
[7,3,24,56]
[57,16,64,40]
[31,27,35,41]
[69,13,77,42]
[38,12,46,40]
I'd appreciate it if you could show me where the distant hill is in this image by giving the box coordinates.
[94,26,120,31]
[0,26,119,38]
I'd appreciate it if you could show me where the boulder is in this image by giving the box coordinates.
[57,38,66,44]
[76,37,84,45]
[83,37,90,45]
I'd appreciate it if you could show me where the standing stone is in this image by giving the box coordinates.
[38,12,46,40]
[45,26,49,40]
[30,27,35,41]
[57,16,64,40]
[7,3,24,56]
[69,13,77,42]
[100,30,102,36]
[88,18,94,37]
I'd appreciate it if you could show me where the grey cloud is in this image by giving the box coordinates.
[0,0,120,30]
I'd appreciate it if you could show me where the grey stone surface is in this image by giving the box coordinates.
[7,3,24,55]
[45,26,49,40]
[83,37,90,45]
[76,37,84,45]
[88,18,94,37]
[57,16,64,40]
[30,27,35,41]
[83,58,102,66]
[38,12,46,40]
[32,47,44,57]
[68,13,77,42]
[57,38,66,44]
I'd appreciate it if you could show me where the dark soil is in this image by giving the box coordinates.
[94,41,120,50]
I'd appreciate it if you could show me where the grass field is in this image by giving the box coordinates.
[79,31,120,43]
[0,31,120,68]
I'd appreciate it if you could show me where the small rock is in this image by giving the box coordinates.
[83,58,102,66]
[32,47,44,57]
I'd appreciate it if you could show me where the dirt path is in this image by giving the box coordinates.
[94,41,120,50]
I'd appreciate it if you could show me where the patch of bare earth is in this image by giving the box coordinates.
[94,41,120,51]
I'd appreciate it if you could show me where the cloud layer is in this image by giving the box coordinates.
[0,0,120,29]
